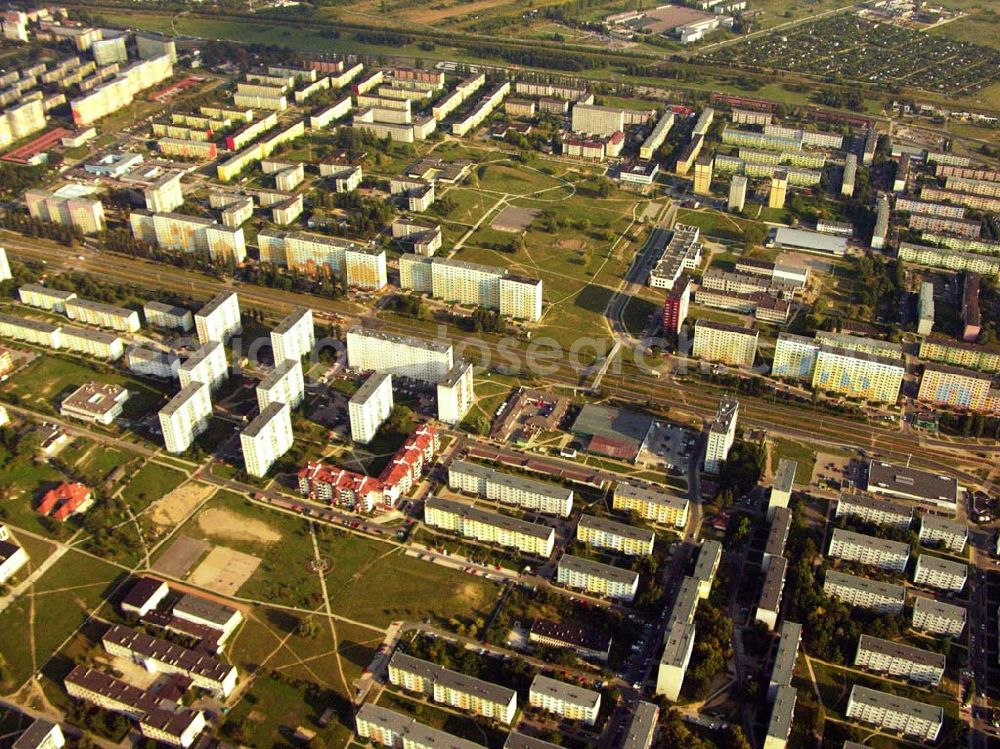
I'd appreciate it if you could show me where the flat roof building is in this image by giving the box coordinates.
[448,460,573,518]
[556,554,639,602]
[866,462,959,511]
[845,686,942,742]
[835,492,913,529]
[577,514,655,556]
[919,514,967,554]
[911,595,966,638]
[855,634,945,685]
[529,674,601,725]
[613,482,689,528]
[528,618,612,662]
[656,621,695,702]
[424,496,555,558]
[823,570,905,615]
[827,528,910,572]
[768,621,801,701]
[913,554,967,593]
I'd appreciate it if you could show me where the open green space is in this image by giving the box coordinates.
[770,438,817,485]
[120,461,188,512]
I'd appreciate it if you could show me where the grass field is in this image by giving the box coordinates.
[120,461,188,512]
[0,550,123,694]
[770,438,818,485]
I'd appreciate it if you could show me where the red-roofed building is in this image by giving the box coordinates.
[298,425,439,513]
[38,482,93,521]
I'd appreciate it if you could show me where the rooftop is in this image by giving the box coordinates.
[849,685,943,724]
[770,621,802,688]
[771,227,848,254]
[766,685,797,740]
[242,401,288,439]
[830,528,910,558]
[259,358,300,391]
[426,496,554,543]
[273,306,311,336]
[389,651,516,706]
[350,371,392,405]
[916,554,967,578]
[866,462,959,504]
[857,634,945,670]
[773,458,797,493]
[758,556,787,611]
[621,701,659,749]
[347,325,453,354]
[824,570,906,602]
[529,673,600,709]
[837,492,913,520]
[173,593,241,628]
[912,594,966,623]
[196,291,238,319]
[529,618,612,653]
[60,382,128,418]
[558,554,639,587]
[765,507,792,558]
[614,482,688,511]
[578,514,655,545]
[450,460,572,501]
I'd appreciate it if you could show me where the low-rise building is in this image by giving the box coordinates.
[121,576,170,617]
[866,461,959,511]
[11,719,65,749]
[59,382,129,425]
[528,674,601,724]
[913,554,967,592]
[556,554,639,601]
[854,634,945,685]
[823,570,905,614]
[355,704,485,749]
[827,528,909,572]
[172,594,243,642]
[576,514,654,556]
[424,496,555,557]
[845,686,942,743]
[528,619,612,662]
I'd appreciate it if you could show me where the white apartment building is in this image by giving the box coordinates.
[827,528,910,572]
[257,358,305,411]
[18,284,77,313]
[529,674,601,725]
[130,211,246,264]
[401,257,544,321]
[576,514,655,556]
[771,333,820,380]
[271,307,314,363]
[258,231,387,290]
[388,652,517,725]
[240,402,293,478]
[178,341,228,392]
[25,189,105,234]
[918,514,967,554]
[448,460,574,517]
[704,397,738,473]
[0,313,63,348]
[755,556,787,631]
[127,346,180,379]
[911,595,966,638]
[349,371,393,444]
[913,554,967,592]
[613,482,689,527]
[64,299,140,333]
[854,635,945,685]
[655,621,695,702]
[0,247,11,282]
[835,492,913,529]
[763,685,796,749]
[143,301,193,332]
[768,458,796,518]
[571,103,625,136]
[194,292,241,345]
[845,686,942,743]
[158,381,212,454]
[768,621,802,701]
[811,346,905,403]
[356,705,485,749]
[823,570,905,614]
[424,496,555,557]
[436,361,474,425]
[0,525,28,586]
[556,554,639,601]
[144,171,184,213]
[693,539,723,599]
[692,320,758,368]
[346,327,453,383]
[61,327,125,361]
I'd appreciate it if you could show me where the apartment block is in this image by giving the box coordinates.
[728,174,747,212]
[346,327,453,383]
[0,525,28,586]
[621,701,659,749]
[258,230,387,289]
[349,372,393,444]
[143,301,193,332]
[388,651,517,724]
[768,621,802,701]
[241,402,293,478]
[576,514,654,556]
[763,685,796,749]
[705,397,738,473]
[0,247,10,283]
[655,621,695,702]
[271,307,314,364]
[355,704,485,749]
[19,283,77,313]
[647,225,702,290]
[693,539,723,599]
[436,361,474,425]
[178,341,228,392]
[919,514,967,553]
[811,346,904,403]
[556,554,639,601]
[571,103,624,136]
[845,686,942,743]
[854,634,945,685]
[692,320,758,368]
[835,492,913,529]
[842,153,857,197]
[0,313,63,348]
[911,595,966,637]
[897,241,1000,276]
[913,554,967,592]
[755,555,787,631]
[640,111,674,160]
[662,276,691,335]
[128,347,180,379]
[194,292,241,345]
[918,363,992,411]
[763,507,791,570]
[612,482,689,527]
[449,460,573,517]
[424,496,555,557]
[768,459,796,518]
[65,298,140,333]
[529,674,601,724]
[158,382,212,454]
[827,528,909,572]
[823,570,905,614]
[257,358,305,410]
[771,333,819,380]
[61,327,125,361]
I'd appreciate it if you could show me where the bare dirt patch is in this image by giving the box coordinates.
[196,507,282,545]
[187,546,261,596]
[491,206,539,233]
[150,483,216,526]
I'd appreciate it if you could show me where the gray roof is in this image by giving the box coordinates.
[920,514,967,539]
[867,462,958,504]
[773,459,797,493]
[529,674,600,710]
[916,554,967,579]
[765,507,792,558]
[622,701,659,749]
[504,733,562,749]
[241,401,287,439]
[772,227,848,253]
[578,514,655,545]
[766,685,797,741]
[709,398,739,436]
[196,291,238,318]
[259,358,300,391]
[912,595,966,624]
[693,539,722,582]
[558,554,638,587]
[758,556,787,612]
[347,325,453,354]
[389,651,516,706]
[816,331,902,358]
[425,496,554,543]
[159,381,207,417]
[62,326,122,345]
[856,635,945,670]
[770,621,802,688]
[173,593,240,628]
[19,283,76,299]
[614,482,688,512]
[179,341,222,372]
[357,705,485,749]
[837,492,913,522]
[12,719,61,749]
[660,621,695,667]
[350,371,392,405]
[450,460,571,501]
[439,361,473,388]
[669,577,700,627]
[695,318,758,337]
[829,528,910,558]
[356,703,415,739]
[0,313,61,333]
[848,685,943,724]
[570,403,654,446]
[824,570,906,602]
[273,306,311,335]
[144,300,190,318]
